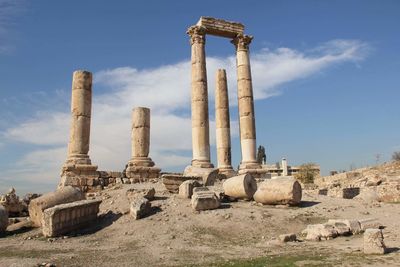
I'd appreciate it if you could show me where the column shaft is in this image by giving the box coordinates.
[187,26,213,168]
[132,107,150,158]
[67,70,93,164]
[232,34,260,169]
[215,69,234,173]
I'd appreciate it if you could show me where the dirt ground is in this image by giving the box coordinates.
[0,180,399,267]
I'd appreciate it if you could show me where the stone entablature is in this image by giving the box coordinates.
[196,16,244,38]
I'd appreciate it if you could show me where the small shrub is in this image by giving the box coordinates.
[392,151,400,161]
[295,163,319,184]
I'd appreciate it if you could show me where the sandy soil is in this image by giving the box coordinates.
[0,180,399,267]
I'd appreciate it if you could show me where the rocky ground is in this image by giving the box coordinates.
[1,165,400,267]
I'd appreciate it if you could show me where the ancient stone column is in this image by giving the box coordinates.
[126,107,160,181]
[187,25,213,168]
[215,69,235,177]
[232,34,260,172]
[282,158,288,176]
[60,70,99,192]
[66,70,93,165]
[131,107,152,164]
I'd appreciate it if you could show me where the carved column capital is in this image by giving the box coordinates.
[231,34,253,50]
[187,25,206,45]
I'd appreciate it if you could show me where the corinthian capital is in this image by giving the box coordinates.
[231,34,253,50]
[187,25,206,45]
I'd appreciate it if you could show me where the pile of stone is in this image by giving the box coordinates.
[315,161,400,203]
[28,186,101,237]
[301,218,382,241]
[0,188,29,217]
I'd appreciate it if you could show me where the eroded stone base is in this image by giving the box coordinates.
[218,167,237,179]
[59,163,100,192]
[126,158,161,182]
[191,159,214,168]
[184,166,218,186]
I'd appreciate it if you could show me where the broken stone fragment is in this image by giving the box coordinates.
[302,224,338,241]
[130,198,151,220]
[191,190,220,211]
[327,219,362,234]
[364,229,386,254]
[279,233,297,243]
[222,174,257,200]
[41,199,101,237]
[0,205,8,233]
[179,180,203,198]
[28,186,85,227]
[253,177,302,206]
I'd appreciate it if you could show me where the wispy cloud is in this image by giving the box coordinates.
[1,39,370,192]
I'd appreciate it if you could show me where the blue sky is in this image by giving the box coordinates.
[0,0,399,194]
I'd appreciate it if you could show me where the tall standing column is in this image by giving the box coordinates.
[66,70,93,165]
[215,69,236,177]
[126,107,161,181]
[187,25,213,168]
[60,70,98,192]
[232,34,260,171]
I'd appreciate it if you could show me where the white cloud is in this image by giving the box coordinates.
[1,39,369,190]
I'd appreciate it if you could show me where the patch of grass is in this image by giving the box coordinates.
[184,254,328,267]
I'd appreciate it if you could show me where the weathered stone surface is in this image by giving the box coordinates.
[0,205,8,233]
[364,229,386,254]
[191,190,220,211]
[179,180,203,198]
[29,186,85,227]
[327,219,362,234]
[279,233,297,243]
[196,16,244,38]
[130,198,151,220]
[359,218,383,231]
[42,199,101,237]
[222,174,257,200]
[183,166,218,186]
[253,177,302,205]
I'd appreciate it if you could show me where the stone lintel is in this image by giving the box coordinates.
[196,16,244,38]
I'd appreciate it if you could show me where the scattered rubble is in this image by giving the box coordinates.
[179,180,203,198]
